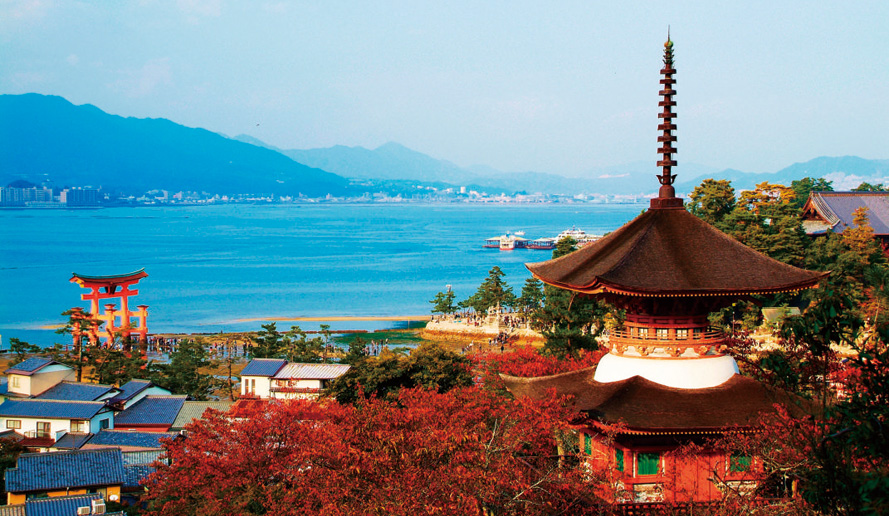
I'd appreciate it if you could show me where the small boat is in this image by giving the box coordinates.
[555,227,601,247]
[526,238,556,250]
[499,234,529,251]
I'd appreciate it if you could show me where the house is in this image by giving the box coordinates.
[170,400,232,432]
[81,429,177,452]
[24,493,125,516]
[5,448,126,505]
[104,379,171,410]
[240,359,350,399]
[1,358,76,399]
[0,400,115,448]
[33,381,119,402]
[801,191,889,250]
[113,395,186,432]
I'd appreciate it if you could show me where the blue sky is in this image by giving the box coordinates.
[2,1,887,177]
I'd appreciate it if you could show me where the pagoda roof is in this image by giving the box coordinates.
[501,368,812,432]
[526,207,826,297]
[70,268,147,285]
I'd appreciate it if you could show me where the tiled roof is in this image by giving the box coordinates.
[86,429,176,449]
[4,358,54,376]
[34,381,117,401]
[241,359,287,377]
[122,449,166,466]
[805,191,889,235]
[111,379,153,402]
[0,504,24,516]
[0,399,107,420]
[527,207,826,296]
[124,464,155,488]
[114,396,186,427]
[51,432,93,450]
[25,493,100,516]
[171,400,232,429]
[503,371,812,431]
[273,363,351,380]
[6,448,126,493]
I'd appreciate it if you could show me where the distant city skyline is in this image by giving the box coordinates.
[2,1,887,178]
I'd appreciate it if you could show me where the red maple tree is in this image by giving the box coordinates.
[143,387,611,515]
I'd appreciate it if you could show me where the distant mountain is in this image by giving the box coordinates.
[262,140,718,196]
[676,156,889,193]
[0,94,350,196]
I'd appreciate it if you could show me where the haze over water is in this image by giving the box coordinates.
[0,203,643,347]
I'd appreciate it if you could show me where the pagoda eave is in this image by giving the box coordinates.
[528,273,825,299]
[580,419,754,437]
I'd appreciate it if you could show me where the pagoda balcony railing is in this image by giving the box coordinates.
[608,327,725,348]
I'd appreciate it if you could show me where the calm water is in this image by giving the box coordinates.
[0,203,643,347]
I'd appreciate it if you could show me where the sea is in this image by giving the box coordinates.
[0,202,644,348]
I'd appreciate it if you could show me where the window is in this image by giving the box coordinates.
[637,328,649,338]
[637,452,660,475]
[615,449,624,472]
[693,327,704,339]
[10,376,19,388]
[36,422,51,438]
[730,453,752,472]
[656,328,669,340]
[583,433,592,455]
[100,418,110,430]
[675,328,688,340]
[71,420,87,433]
[5,420,20,429]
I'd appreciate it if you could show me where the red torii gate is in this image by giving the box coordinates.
[69,269,149,347]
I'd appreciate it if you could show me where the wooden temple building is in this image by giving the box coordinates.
[69,269,149,346]
[503,37,826,503]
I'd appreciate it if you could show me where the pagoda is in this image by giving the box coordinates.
[503,36,826,503]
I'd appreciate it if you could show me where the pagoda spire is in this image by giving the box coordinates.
[652,31,682,208]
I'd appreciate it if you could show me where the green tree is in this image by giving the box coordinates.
[460,266,516,314]
[687,178,736,228]
[251,322,284,359]
[86,346,147,386]
[8,338,42,366]
[341,335,369,365]
[429,289,457,314]
[790,176,833,209]
[327,342,472,404]
[531,237,608,358]
[55,309,98,382]
[852,181,888,192]
[281,325,324,363]
[149,338,219,400]
[516,277,544,313]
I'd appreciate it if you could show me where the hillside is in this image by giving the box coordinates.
[0,94,350,197]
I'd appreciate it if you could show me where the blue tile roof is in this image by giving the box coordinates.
[124,463,155,488]
[0,399,107,420]
[5,358,54,376]
[25,493,100,516]
[241,359,287,377]
[114,396,186,426]
[122,449,166,466]
[6,448,126,493]
[34,382,117,401]
[51,432,93,450]
[87,429,176,449]
[112,379,153,402]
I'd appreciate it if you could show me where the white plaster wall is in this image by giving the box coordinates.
[594,353,739,389]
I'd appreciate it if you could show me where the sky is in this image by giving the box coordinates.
[2,0,888,178]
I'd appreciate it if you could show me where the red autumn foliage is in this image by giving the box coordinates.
[471,346,605,394]
[142,387,610,515]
